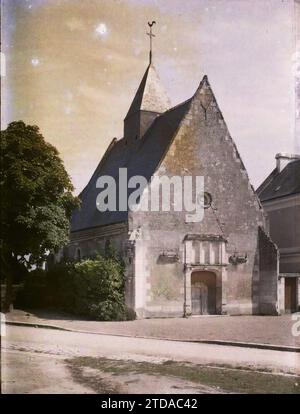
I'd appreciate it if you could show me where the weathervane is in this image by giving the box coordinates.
[147,21,156,64]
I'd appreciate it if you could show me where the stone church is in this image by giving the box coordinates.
[62,53,279,318]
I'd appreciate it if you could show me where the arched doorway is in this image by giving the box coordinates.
[191,271,216,315]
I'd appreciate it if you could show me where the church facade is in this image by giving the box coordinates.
[62,59,279,318]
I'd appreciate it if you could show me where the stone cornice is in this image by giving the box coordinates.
[70,222,128,243]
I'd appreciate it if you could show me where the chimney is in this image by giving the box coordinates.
[275,153,300,172]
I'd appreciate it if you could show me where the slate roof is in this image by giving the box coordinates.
[257,159,300,202]
[71,97,192,232]
[125,63,171,119]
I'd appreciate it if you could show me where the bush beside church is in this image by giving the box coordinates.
[17,254,134,321]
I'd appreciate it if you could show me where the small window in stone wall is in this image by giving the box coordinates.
[192,241,200,263]
[202,241,210,264]
[211,242,220,265]
[76,248,81,261]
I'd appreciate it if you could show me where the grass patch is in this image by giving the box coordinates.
[66,360,121,394]
[66,357,300,394]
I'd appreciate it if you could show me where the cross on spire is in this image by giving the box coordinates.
[147,21,156,64]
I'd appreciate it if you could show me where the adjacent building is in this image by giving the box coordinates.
[257,154,300,313]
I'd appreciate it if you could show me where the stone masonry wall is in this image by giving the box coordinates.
[128,77,276,317]
[257,227,279,314]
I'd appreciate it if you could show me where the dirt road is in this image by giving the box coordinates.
[2,325,300,393]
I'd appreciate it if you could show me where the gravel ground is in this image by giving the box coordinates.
[5,309,300,347]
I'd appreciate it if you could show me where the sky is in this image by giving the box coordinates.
[1,0,299,193]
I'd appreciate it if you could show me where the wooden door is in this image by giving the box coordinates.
[191,282,208,315]
[285,278,297,313]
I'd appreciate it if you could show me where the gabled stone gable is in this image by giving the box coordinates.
[128,76,276,317]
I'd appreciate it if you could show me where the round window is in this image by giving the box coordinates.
[203,192,212,209]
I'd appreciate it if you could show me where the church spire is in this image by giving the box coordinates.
[125,64,170,120]
[123,22,170,141]
[147,21,156,64]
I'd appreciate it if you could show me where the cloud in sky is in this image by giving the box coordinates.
[2,0,297,193]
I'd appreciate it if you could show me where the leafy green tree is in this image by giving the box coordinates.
[0,121,80,311]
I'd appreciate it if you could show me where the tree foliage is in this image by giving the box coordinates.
[0,121,80,309]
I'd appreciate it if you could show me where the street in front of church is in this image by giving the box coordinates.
[2,318,300,394]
